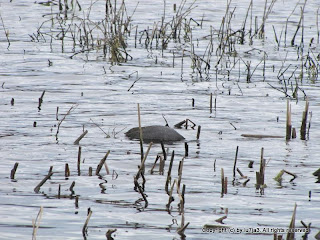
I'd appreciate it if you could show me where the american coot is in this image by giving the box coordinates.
[125,125,185,143]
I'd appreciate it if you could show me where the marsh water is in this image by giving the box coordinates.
[0,0,320,239]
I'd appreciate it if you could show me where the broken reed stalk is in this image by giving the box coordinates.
[300,99,309,140]
[65,163,70,178]
[69,181,75,192]
[137,103,144,162]
[48,166,53,176]
[221,168,225,196]
[56,106,59,120]
[165,151,175,195]
[106,229,117,240]
[82,208,92,236]
[237,168,246,178]
[58,184,61,199]
[104,161,110,175]
[196,125,201,140]
[138,142,153,175]
[274,169,297,183]
[178,184,186,214]
[32,206,44,240]
[233,146,239,181]
[177,212,190,238]
[55,105,77,140]
[286,100,292,140]
[10,162,19,179]
[0,12,10,49]
[167,179,177,210]
[210,93,213,114]
[161,141,167,160]
[74,130,88,145]
[256,147,266,193]
[34,171,54,193]
[287,203,297,240]
[38,90,45,110]
[150,155,160,174]
[77,146,81,176]
[243,179,250,187]
[96,150,110,175]
[177,157,185,191]
[184,142,188,157]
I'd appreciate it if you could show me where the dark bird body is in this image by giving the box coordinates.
[125,125,185,143]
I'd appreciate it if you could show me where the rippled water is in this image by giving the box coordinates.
[0,0,319,239]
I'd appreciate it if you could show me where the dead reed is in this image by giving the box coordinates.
[65,163,70,178]
[34,171,54,193]
[38,90,45,111]
[10,162,19,180]
[82,208,92,237]
[233,146,239,182]
[221,168,227,196]
[96,150,110,175]
[196,125,201,140]
[106,229,117,240]
[74,130,88,145]
[255,147,266,193]
[165,151,175,195]
[137,103,144,161]
[184,142,189,157]
[286,100,292,140]
[77,146,81,176]
[300,99,309,140]
[286,203,297,240]
[55,105,77,141]
[32,206,43,240]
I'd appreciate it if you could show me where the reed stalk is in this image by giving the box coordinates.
[300,99,309,140]
[32,206,43,240]
[74,130,88,145]
[77,146,81,176]
[286,203,297,240]
[137,103,144,161]
[165,151,175,195]
[286,100,292,140]
[34,171,54,193]
[96,150,110,175]
[233,146,239,181]
[82,208,92,236]
[10,162,19,180]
